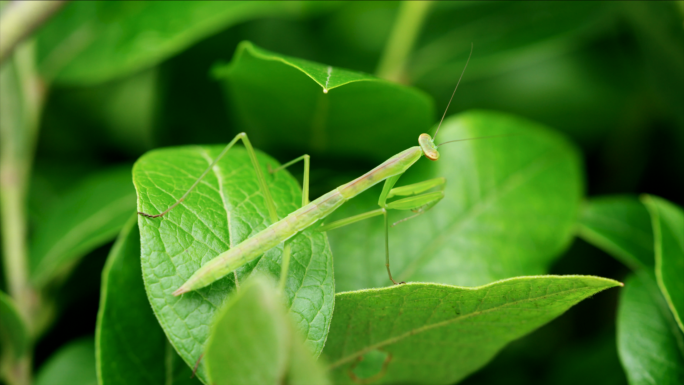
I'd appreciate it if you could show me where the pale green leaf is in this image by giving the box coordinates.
[214,41,434,161]
[323,275,621,384]
[617,274,684,385]
[96,216,200,385]
[577,195,654,270]
[30,167,136,287]
[328,110,583,291]
[134,145,334,383]
[642,195,684,332]
[205,275,330,385]
[35,338,97,385]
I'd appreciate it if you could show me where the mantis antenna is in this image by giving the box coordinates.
[433,42,474,141]
[436,133,518,147]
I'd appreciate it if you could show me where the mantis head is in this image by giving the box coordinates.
[419,133,439,161]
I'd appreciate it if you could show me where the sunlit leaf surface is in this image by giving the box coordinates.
[133,145,334,383]
[324,276,621,384]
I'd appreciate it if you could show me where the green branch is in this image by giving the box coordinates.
[0,42,45,385]
[376,1,433,83]
[0,0,67,65]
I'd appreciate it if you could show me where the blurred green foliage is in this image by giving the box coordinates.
[1,1,683,385]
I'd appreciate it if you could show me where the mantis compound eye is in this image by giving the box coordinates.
[418,133,440,161]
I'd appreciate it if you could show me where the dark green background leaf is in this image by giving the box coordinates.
[617,274,684,385]
[30,167,136,287]
[96,216,200,385]
[577,195,654,270]
[215,41,434,161]
[35,338,97,385]
[328,110,583,291]
[134,145,334,383]
[642,195,684,332]
[0,291,29,360]
[323,276,621,384]
[36,2,323,85]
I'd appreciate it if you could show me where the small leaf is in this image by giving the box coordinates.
[30,167,136,287]
[323,275,621,384]
[36,2,318,85]
[617,274,684,385]
[35,338,97,385]
[96,216,200,385]
[0,291,29,360]
[134,145,334,383]
[205,275,330,385]
[214,41,434,161]
[328,110,583,291]
[642,195,684,332]
[205,276,287,384]
[577,195,654,270]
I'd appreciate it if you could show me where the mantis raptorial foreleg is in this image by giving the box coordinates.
[315,176,446,284]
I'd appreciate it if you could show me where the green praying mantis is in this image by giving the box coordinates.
[138,47,507,296]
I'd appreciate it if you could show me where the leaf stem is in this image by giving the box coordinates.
[375,1,433,83]
[0,0,67,65]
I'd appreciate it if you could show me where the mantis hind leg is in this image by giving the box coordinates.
[269,154,310,207]
[137,132,279,223]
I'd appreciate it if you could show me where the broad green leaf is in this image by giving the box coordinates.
[214,41,434,161]
[30,167,136,286]
[96,216,200,385]
[323,275,621,384]
[642,195,684,332]
[0,291,29,360]
[328,110,583,291]
[35,338,97,385]
[206,275,330,385]
[577,195,654,270]
[134,145,334,383]
[36,2,321,85]
[411,2,626,143]
[617,274,684,385]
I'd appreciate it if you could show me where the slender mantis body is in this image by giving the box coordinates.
[139,47,495,296]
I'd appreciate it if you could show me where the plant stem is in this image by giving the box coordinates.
[0,0,67,65]
[375,1,433,83]
[0,42,45,385]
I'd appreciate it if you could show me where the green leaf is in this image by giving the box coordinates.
[214,41,434,161]
[577,195,654,270]
[30,167,136,287]
[35,338,97,385]
[134,145,334,383]
[328,110,583,291]
[642,195,684,332]
[96,216,200,385]
[617,274,684,385]
[36,2,319,85]
[0,291,29,360]
[205,275,330,385]
[323,275,621,384]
